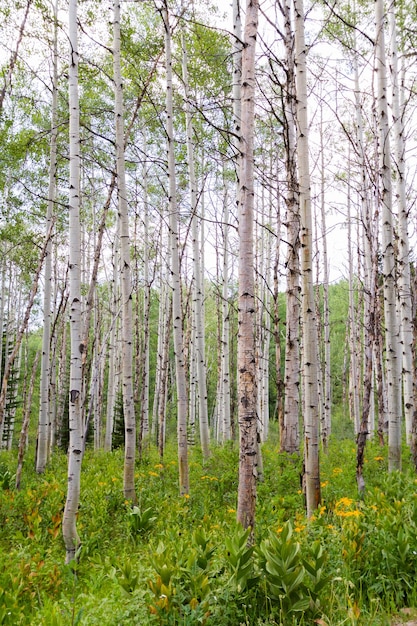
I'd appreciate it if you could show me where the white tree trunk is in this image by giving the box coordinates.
[282,0,300,454]
[62,0,83,563]
[36,2,58,472]
[221,181,231,441]
[236,0,259,531]
[163,2,189,494]
[113,0,136,500]
[294,0,321,516]
[181,34,210,459]
[389,4,413,445]
[140,164,151,445]
[375,0,402,471]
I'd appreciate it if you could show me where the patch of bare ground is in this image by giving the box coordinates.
[391,608,417,625]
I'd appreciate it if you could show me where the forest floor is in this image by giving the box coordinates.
[391,608,417,625]
[2,437,417,625]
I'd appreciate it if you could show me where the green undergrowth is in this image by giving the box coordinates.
[0,437,417,625]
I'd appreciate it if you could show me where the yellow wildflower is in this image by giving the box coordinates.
[183,493,190,499]
[154,463,164,469]
[321,481,329,488]
[374,456,384,461]
[227,508,236,514]
[333,467,343,475]
[148,471,159,477]
[336,497,353,508]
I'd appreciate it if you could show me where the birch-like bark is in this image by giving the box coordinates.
[347,162,360,436]
[281,0,300,454]
[140,165,151,447]
[375,0,402,471]
[236,0,258,531]
[113,0,136,501]
[162,2,189,494]
[104,239,119,451]
[294,0,321,516]
[181,34,210,459]
[62,0,83,563]
[36,1,58,473]
[221,180,231,441]
[389,4,413,445]
[319,113,331,448]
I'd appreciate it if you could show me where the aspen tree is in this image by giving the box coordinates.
[162,1,189,494]
[294,0,321,515]
[139,162,151,447]
[36,0,58,473]
[181,33,210,459]
[62,0,83,563]
[389,3,414,445]
[347,156,360,436]
[220,0,241,442]
[319,111,331,447]
[113,0,136,501]
[375,0,402,471]
[221,177,232,441]
[104,240,119,452]
[236,0,259,531]
[281,0,300,454]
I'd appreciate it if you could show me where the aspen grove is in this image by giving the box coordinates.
[1,0,417,624]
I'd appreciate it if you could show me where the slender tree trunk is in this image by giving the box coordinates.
[181,34,210,459]
[221,180,231,441]
[375,0,402,471]
[162,1,189,494]
[319,113,331,448]
[236,0,259,531]
[16,351,40,490]
[104,242,119,452]
[62,0,83,563]
[36,1,58,473]
[389,4,413,445]
[139,164,151,449]
[113,0,136,501]
[281,0,300,454]
[294,0,321,516]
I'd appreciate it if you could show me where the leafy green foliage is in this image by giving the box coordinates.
[129,506,157,539]
[1,440,417,625]
[0,463,15,490]
[259,522,312,618]
[224,526,259,593]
